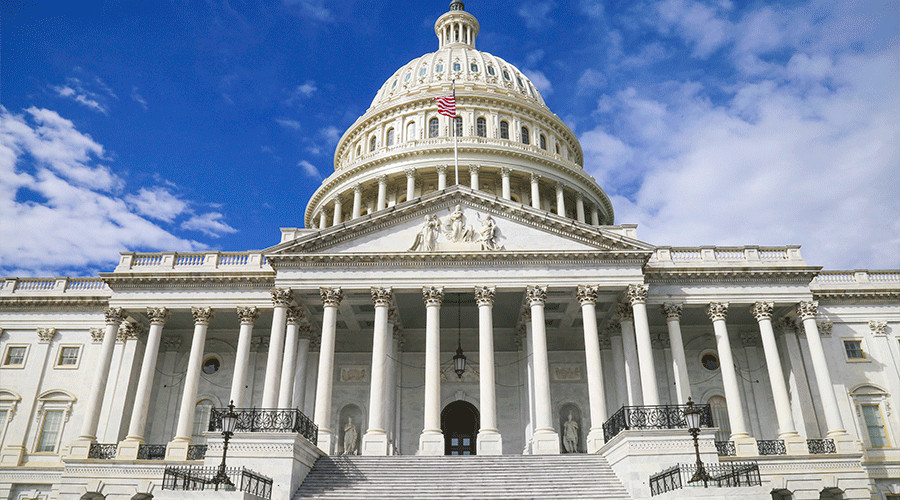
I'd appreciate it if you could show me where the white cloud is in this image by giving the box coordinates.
[654,0,731,58]
[522,70,553,96]
[276,117,302,130]
[53,85,106,114]
[298,160,320,178]
[576,69,606,95]
[51,75,117,114]
[125,187,188,222]
[181,212,237,238]
[0,107,203,275]
[518,1,556,29]
[131,86,148,110]
[282,0,332,22]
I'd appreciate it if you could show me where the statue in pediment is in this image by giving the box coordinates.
[409,214,441,251]
[478,214,504,251]
[444,204,475,242]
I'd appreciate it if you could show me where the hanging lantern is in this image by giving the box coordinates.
[453,344,467,378]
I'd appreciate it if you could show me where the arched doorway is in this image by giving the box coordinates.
[441,400,479,455]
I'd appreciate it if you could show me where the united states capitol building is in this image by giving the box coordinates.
[1,2,898,499]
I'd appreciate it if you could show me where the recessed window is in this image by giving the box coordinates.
[3,346,26,366]
[516,76,524,88]
[419,66,427,77]
[403,72,411,82]
[701,353,720,371]
[386,128,395,146]
[454,116,463,137]
[861,404,889,448]
[470,63,479,73]
[555,143,560,154]
[57,346,80,367]
[487,65,495,76]
[521,126,530,145]
[502,69,511,80]
[429,117,439,138]
[435,63,444,73]
[844,340,865,360]
[36,410,64,453]
[453,62,461,72]
[202,356,221,375]
[499,120,509,139]
[391,79,397,89]
[406,122,416,141]
[369,136,377,152]
[476,117,486,137]
[539,134,547,150]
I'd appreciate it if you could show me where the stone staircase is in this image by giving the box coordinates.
[294,454,631,499]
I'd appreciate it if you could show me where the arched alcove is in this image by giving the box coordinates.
[558,403,584,453]
[337,404,363,455]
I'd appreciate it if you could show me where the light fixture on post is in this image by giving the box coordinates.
[683,397,712,487]
[453,297,466,378]
[212,400,239,490]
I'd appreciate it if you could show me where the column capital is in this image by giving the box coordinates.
[237,306,260,325]
[147,307,170,326]
[90,327,105,343]
[376,174,388,184]
[526,285,548,305]
[422,286,444,306]
[436,164,448,174]
[555,181,564,191]
[817,320,833,336]
[662,303,683,320]
[468,164,480,174]
[751,301,774,321]
[37,327,57,344]
[286,306,305,325]
[615,302,633,321]
[105,307,126,325]
[605,319,621,335]
[869,320,887,337]
[353,183,363,194]
[474,285,496,306]
[775,316,799,336]
[625,284,649,305]
[530,173,541,183]
[651,332,670,349]
[320,287,344,307]
[706,302,729,322]
[191,306,214,325]
[117,321,143,343]
[371,287,394,307]
[576,284,598,305]
[797,301,818,320]
[404,168,417,179]
[271,287,294,307]
[575,191,584,201]
[500,167,512,177]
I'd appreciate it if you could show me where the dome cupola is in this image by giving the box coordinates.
[435,1,479,49]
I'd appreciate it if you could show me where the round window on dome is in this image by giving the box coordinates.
[471,63,479,73]
[202,356,221,375]
[503,69,510,80]
[453,62,461,72]
[435,63,444,73]
[487,65,495,76]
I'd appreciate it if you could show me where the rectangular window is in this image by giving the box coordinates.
[0,409,8,445]
[843,340,865,359]
[862,404,889,448]
[3,346,26,366]
[57,346,80,366]
[36,410,64,453]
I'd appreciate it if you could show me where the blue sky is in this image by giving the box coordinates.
[1,0,897,276]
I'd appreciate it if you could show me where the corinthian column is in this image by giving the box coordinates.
[352,184,363,219]
[405,169,416,200]
[263,288,292,408]
[617,303,642,405]
[436,165,448,191]
[530,174,541,209]
[662,304,690,404]
[118,307,169,459]
[167,306,214,460]
[293,323,312,411]
[376,175,388,210]
[418,286,444,455]
[500,167,512,199]
[469,164,480,190]
[555,182,565,216]
[314,287,343,454]
[232,306,259,407]
[363,287,393,455]
[278,306,304,408]
[475,286,502,455]
[577,285,608,453]
[706,303,756,455]
[68,307,126,458]
[627,284,659,406]
[332,197,342,225]
[527,285,560,454]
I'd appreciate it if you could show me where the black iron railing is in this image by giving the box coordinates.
[715,440,736,456]
[137,444,167,460]
[187,444,207,460]
[650,462,761,496]
[88,443,117,459]
[208,407,318,444]
[757,439,786,455]
[807,438,836,454]
[162,465,272,499]
[602,404,713,441]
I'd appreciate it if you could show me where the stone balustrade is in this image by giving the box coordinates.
[650,245,805,267]
[113,251,271,273]
[0,277,110,295]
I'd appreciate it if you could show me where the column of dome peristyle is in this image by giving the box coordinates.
[315,287,343,454]
[363,287,393,455]
[528,285,560,454]
[627,284,659,406]
[577,285,608,453]
[68,307,125,459]
[419,286,445,455]
[475,286,502,455]
[118,307,169,459]
[706,303,757,456]
[167,306,214,461]
[751,302,806,454]
[798,301,859,453]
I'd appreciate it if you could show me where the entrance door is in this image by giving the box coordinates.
[441,400,479,455]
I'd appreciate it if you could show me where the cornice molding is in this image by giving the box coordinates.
[100,273,275,290]
[0,297,109,309]
[271,250,648,268]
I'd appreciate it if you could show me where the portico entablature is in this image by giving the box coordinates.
[644,284,818,306]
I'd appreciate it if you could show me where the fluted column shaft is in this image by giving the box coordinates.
[578,286,607,452]
[319,210,328,229]
[608,330,628,407]
[174,307,214,440]
[263,288,292,408]
[627,284,659,406]
[363,288,392,455]
[530,175,541,209]
[125,308,168,441]
[752,302,797,438]
[663,304,690,404]
[591,208,600,226]
[707,303,749,438]
[469,165,480,190]
[231,307,259,407]
[315,287,343,453]
[798,301,846,436]
[278,307,303,408]
[501,168,511,199]
[79,308,125,440]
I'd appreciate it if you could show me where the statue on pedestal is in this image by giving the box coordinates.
[563,411,579,453]
[343,416,359,455]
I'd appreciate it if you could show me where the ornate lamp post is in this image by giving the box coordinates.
[684,397,712,487]
[212,400,239,490]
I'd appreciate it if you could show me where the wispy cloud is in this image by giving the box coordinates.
[125,187,188,222]
[518,1,557,29]
[276,117,302,130]
[51,74,117,114]
[284,80,318,106]
[298,160,320,178]
[522,70,553,95]
[282,0,332,22]
[131,86,148,110]
[181,212,238,238]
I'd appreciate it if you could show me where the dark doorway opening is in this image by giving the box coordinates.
[441,400,479,455]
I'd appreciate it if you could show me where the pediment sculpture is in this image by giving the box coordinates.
[409,204,505,252]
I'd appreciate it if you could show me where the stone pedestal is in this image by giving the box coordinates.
[66,438,95,460]
[317,430,334,456]
[828,430,864,454]
[0,445,25,465]
[586,428,605,454]
[361,430,390,456]
[531,429,560,455]
[476,430,502,455]
[418,431,444,456]
[782,432,808,455]
[732,433,759,457]
[165,437,191,461]
[116,437,143,460]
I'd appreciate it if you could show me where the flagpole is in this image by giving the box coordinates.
[452,78,459,185]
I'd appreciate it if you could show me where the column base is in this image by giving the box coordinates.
[116,437,144,460]
[418,431,444,456]
[476,429,503,455]
[826,430,863,454]
[0,445,25,466]
[586,428,605,454]
[361,430,390,456]
[67,438,95,460]
[779,432,808,455]
[165,437,191,461]
[317,430,335,455]
[531,428,560,455]
[731,433,758,457]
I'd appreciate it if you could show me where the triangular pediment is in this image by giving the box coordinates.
[266,186,654,259]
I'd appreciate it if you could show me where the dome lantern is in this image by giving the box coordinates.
[435,2,479,49]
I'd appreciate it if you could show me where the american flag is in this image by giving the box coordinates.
[433,94,456,117]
